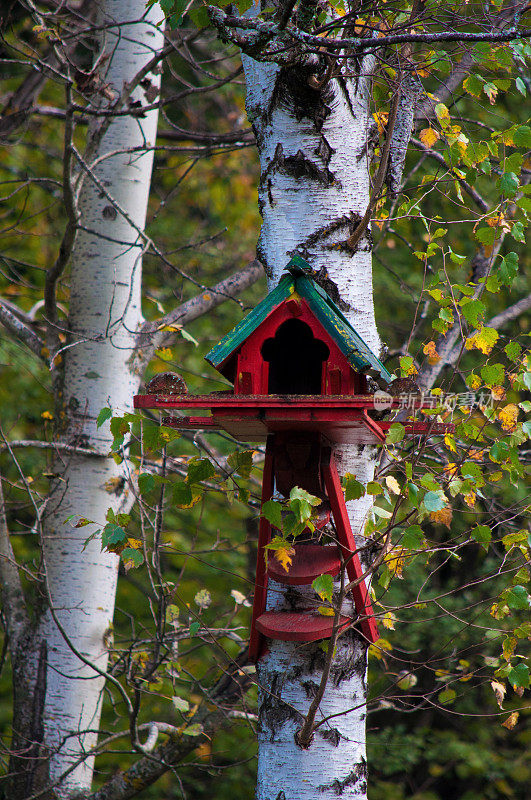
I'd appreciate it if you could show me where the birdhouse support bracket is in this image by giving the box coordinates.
[248,435,380,662]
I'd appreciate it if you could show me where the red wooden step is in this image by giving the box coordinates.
[268,544,341,585]
[255,611,351,642]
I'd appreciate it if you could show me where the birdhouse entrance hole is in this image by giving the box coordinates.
[261,319,329,394]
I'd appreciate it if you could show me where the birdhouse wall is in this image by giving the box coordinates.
[234,297,366,395]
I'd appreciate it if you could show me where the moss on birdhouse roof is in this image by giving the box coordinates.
[205,256,393,384]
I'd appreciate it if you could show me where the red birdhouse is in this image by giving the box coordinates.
[134,256,454,661]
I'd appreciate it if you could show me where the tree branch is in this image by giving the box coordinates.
[133,260,264,374]
[208,8,531,61]
[0,470,29,647]
[0,300,46,360]
[45,82,78,363]
[485,291,531,330]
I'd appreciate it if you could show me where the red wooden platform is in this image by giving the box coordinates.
[134,393,453,444]
[255,611,352,642]
[268,544,341,585]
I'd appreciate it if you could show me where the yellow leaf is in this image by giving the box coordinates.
[385,547,405,578]
[385,476,401,495]
[466,327,499,355]
[430,506,452,529]
[368,637,393,660]
[498,403,519,431]
[126,538,142,550]
[271,544,295,572]
[463,491,476,508]
[317,606,335,617]
[502,712,519,730]
[156,347,173,361]
[423,341,440,365]
[373,111,388,136]
[444,462,458,477]
[406,363,418,377]
[468,374,482,390]
[491,385,506,401]
[382,611,396,630]
[420,127,440,148]
[41,410,54,420]
[444,435,457,452]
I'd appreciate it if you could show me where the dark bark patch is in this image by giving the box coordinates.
[102,204,117,219]
[270,63,333,131]
[259,673,304,740]
[330,646,367,688]
[318,759,367,794]
[289,213,366,269]
[320,727,341,747]
[302,679,320,699]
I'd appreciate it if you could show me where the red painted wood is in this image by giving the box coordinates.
[135,394,445,411]
[248,436,275,662]
[235,297,357,396]
[268,544,341,585]
[256,611,351,642]
[321,450,380,644]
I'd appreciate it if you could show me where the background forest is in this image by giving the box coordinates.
[0,2,529,799]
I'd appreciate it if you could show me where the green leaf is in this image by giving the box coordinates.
[511,221,526,242]
[499,172,519,196]
[507,664,530,689]
[463,74,483,97]
[471,525,491,550]
[183,723,204,736]
[505,342,522,362]
[186,457,216,485]
[194,589,211,609]
[172,696,190,713]
[475,227,496,246]
[262,499,283,530]
[189,621,200,636]
[312,573,334,602]
[366,481,383,496]
[121,547,143,568]
[386,423,405,444]
[402,525,424,550]
[505,585,529,611]
[498,252,519,286]
[514,125,531,147]
[460,299,485,327]
[481,363,504,387]
[172,481,195,508]
[344,474,366,501]
[227,450,254,478]
[423,491,446,512]
[138,473,155,495]
[438,688,456,705]
[180,327,199,346]
[97,407,112,427]
[101,523,128,548]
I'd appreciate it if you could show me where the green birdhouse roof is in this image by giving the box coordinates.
[205,256,393,385]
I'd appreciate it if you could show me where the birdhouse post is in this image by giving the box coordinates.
[134,257,454,661]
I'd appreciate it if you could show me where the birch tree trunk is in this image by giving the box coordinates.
[21,3,164,795]
[242,46,380,800]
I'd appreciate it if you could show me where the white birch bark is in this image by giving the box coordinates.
[39,2,164,793]
[242,41,380,800]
